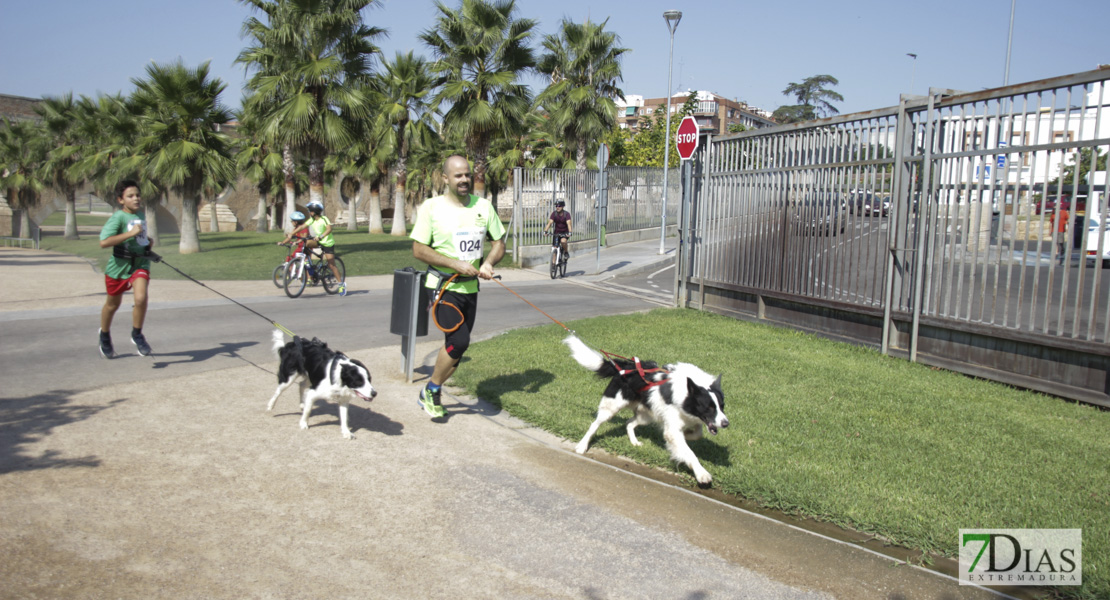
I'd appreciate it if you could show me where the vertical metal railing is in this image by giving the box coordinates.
[682,68,1110,348]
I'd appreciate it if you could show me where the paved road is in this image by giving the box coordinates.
[0,275,658,398]
[0,245,1008,599]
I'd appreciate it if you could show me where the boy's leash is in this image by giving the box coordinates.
[154,255,297,338]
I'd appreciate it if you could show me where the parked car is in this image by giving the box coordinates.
[878,195,892,216]
[849,193,887,216]
[1036,194,1086,215]
[791,194,846,236]
[1085,214,1110,267]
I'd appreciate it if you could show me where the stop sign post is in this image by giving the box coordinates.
[676,116,699,160]
[672,117,699,306]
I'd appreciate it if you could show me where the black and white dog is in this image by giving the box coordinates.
[267,330,377,439]
[564,335,728,485]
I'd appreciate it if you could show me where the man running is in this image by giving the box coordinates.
[410,155,506,418]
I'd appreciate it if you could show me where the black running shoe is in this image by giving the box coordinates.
[131,331,153,356]
[99,329,115,359]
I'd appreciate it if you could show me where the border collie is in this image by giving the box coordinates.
[267,330,376,439]
[564,335,728,485]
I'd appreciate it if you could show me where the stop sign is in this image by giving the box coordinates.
[675,116,699,160]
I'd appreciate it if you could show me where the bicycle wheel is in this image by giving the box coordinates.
[283,257,307,298]
[550,249,558,279]
[323,257,346,294]
[272,263,286,288]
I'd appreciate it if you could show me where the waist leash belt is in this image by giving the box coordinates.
[112,246,162,272]
[426,266,478,333]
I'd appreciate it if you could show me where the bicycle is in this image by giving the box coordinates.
[282,244,346,298]
[273,236,309,288]
[549,233,570,279]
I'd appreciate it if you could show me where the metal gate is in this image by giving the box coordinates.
[680,68,1110,406]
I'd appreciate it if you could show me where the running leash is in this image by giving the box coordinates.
[489,277,573,334]
[487,276,668,383]
[156,257,297,338]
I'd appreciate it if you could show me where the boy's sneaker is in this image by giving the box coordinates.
[417,385,446,418]
[98,329,115,359]
[131,331,153,356]
[338,283,347,297]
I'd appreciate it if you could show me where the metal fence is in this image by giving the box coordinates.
[680,68,1110,406]
[511,166,679,247]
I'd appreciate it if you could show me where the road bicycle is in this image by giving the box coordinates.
[550,233,570,279]
[272,236,309,288]
[281,243,345,298]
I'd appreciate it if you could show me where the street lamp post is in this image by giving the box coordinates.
[906,53,917,94]
[1003,0,1015,85]
[659,9,682,255]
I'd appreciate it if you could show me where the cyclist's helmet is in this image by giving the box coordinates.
[555,200,565,207]
[290,210,306,223]
[306,201,324,214]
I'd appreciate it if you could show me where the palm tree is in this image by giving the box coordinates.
[131,60,235,254]
[781,74,844,118]
[0,119,49,239]
[72,94,139,203]
[237,0,385,218]
[234,105,284,232]
[536,17,628,170]
[36,93,87,240]
[373,51,440,236]
[420,0,536,199]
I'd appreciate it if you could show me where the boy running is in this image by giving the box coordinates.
[98,179,158,358]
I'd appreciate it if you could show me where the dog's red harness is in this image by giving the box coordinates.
[601,350,670,393]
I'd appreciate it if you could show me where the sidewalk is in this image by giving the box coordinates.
[0,243,1005,599]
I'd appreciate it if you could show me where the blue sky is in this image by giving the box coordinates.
[2,0,1107,117]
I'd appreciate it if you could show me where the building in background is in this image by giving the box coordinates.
[615,90,776,134]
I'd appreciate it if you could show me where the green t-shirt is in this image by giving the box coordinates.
[309,215,334,246]
[100,209,151,279]
[410,194,505,294]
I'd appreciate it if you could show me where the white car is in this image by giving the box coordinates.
[1085,215,1110,267]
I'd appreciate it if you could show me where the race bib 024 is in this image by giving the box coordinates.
[454,229,483,261]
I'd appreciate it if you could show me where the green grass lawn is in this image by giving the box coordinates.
[38,227,430,280]
[40,211,112,228]
[450,309,1110,598]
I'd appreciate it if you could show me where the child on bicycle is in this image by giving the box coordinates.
[98,179,158,358]
[542,199,572,265]
[277,210,311,258]
[286,201,346,296]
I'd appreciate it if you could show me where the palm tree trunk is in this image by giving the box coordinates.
[368,178,383,234]
[63,187,79,240]
[17,192,32,239]
[389,168,406,236]
[145,193,161,246]
[269,199,278,230]
[209,199,219,233]
[576,137,588,171]
[283,144,296,234]
[308,154,326,208]
[255,188,269,232]
[473,158,488,199]
[347,187,358,231]
[179,191,201,254]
